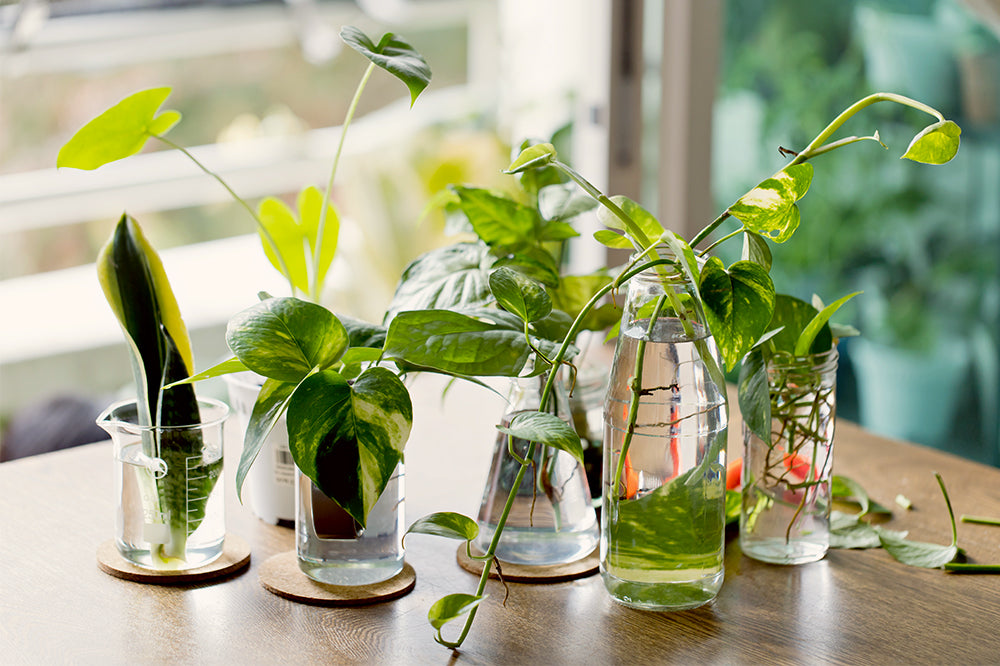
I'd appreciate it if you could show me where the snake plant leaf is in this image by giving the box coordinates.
[341,26,431,107]
[699,258,775,371]
[741,230,773,272]
[236,377,297,502]
[497,411,584,465]
[58,87,180,170]
[902,120,961,165]
[794,291,861,356]
[597,196,665,248]
[504,142,557,174]
[226,297,349,383]
[729,163,813,243]
[405,512,480,542]
[386,242,495,319]
[286,366,412,526]
[451,186,539,247]
[489,267,552,324]
[384,309,530,376]
[737,348,771,441]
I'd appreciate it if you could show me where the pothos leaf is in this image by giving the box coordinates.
[429,593,486,638]
[505,142,557,174]
[451,186,539,247]
[489,267,552,323]
[497,410,584,465]
[286,366,412,527]
[741,230,772,272]
[729,163,813,243]
[405,512,480,542]
[58,87,180,170]
[598,196,665,248]
[594,229,633,249]
[902,120,961,165]
[340,26,431,106]
[698,257,775,371]
[237,378,297,502]
[737,348,771,442]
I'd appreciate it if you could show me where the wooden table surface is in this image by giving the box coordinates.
[3,374,999,665]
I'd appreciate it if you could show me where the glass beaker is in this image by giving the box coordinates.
[601,250,728,610]
[476,373,599,566]
[296,465,405,585]
[97,397,228,570]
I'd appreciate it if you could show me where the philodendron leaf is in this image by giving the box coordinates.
[794,291,861,356]
[729,163,813,243]
[489,267,552,323]
[286,366,412,527]
[451,186,539,247]
[698,257,775,371]
[297,185,339,290]
[237,378,297,502]
[340,26,431,106]
[505,142,557,174]
[405,512,479,542]
[737,348,770,442]
[58,87,180,170]
[902,120,961,165]
[497,410,584,465]
[227,297,349,383]
[384,309,530,376]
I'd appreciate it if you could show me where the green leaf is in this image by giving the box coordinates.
[451,186,539,247]
[831,474,870,517]
[737,348,771,442]
[405,512,479,542]
[829,512,884,549]
[286,366,412,527]
[497,410,584,465]
[598,196,665,248]
[698,258,775,371]
[594,229,633,249]
[340,347,382,365]
[387,242,494,319]
[257,197,309,293]
[504,142,556,174]
[296,185,339,292]
[741,231,772,272]
[384,310,530,376]
[340,26,431,106]
[237,378,297,502]
[538,182,598,221]
[725,489,741,526]
[489,267,552,323]
[728,163,813,243]
[539,220,580,241]
[902,120,961,165]
[765,294,832,356]
[226,297,349,383]
[878,472,959,568]
[58,88,180,170]
[428,593,485,643]
[166,356,248,388]
[794,291,860,356]
[550,272,620,333]
[492,247,561,288]
[339,315,387,350]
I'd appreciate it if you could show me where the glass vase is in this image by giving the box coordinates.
[97,397,228,571]
[601,252,728,610]
[476,373,599,566]
[740,347,839,565]
[224,372,296,526]
[296,465,405,585]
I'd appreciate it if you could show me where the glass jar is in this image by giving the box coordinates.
[296,465,405,585]
[740,347,839,565]
[601,252,728,610]
[97,397,228,570]
[476,372,599,566]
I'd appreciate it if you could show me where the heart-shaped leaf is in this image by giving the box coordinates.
[227,297,349,383]
[237,377,297,501]
[594,229,633,249]
[729,163,813,243]
[699,257,775,371]
[489,267,552,323]
[58,87,180,170]
[341,26,431,106]
[497,410,584,464]
[286,366,412,526]
[902,120,961,165]
[451,186,539,247]
[405,512,480,542]
[428,593,486,642]
[505,142,557,174]
[492,247,561,288]
[386,242,495,319]
[384,310,530,376]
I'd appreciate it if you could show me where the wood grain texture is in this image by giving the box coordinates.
[2,376,999,665]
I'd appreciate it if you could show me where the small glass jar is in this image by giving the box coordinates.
[296,465,405,585]
[97,397,228,570]
[740,347,839,565]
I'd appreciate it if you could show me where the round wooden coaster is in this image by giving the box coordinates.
[456,544,599,583]
[97,534,251,585]
[258,551,416,606]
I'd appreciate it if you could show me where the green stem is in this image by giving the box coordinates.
[311,62,376,301]
[961,515,1000,527]
[154,135,297,296]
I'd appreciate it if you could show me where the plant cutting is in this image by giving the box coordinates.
[402,92,960,647]
[60,27,433,583]
[94,214,227,570]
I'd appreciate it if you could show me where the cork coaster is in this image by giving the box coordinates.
[258,551,416,606]
[456,544,599,583]
[97,534,251,585]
